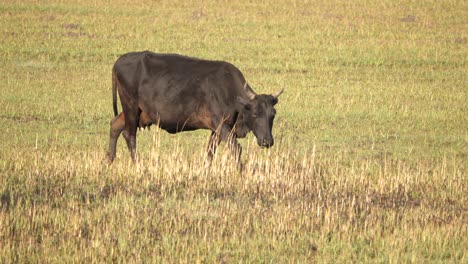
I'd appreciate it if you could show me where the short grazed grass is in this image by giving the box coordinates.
[1,0,466,262]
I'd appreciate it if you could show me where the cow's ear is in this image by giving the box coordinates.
[237,96,251,111]
[271,96,278,105]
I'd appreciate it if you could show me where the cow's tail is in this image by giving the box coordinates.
[112,69,118,117]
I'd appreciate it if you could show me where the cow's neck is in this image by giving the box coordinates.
[234,110,250,138]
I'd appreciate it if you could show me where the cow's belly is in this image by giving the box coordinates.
[145,110,211,134]
[138,96,213,133]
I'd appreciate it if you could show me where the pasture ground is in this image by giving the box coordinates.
[0,0,466,262]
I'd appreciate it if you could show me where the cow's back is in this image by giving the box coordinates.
[115,51,247,103]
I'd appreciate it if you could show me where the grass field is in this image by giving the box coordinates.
[1,0,467,262]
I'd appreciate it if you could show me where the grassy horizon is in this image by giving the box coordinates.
[1,0,466,262]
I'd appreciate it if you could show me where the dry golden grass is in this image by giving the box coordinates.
[1,130,466,262]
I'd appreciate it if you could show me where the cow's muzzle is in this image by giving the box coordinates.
[258,138,274,148]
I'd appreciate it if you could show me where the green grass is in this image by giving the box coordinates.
[1,0,467,262]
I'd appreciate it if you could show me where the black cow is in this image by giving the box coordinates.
[106,51,283,165]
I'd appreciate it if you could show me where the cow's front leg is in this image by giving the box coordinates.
[207,131,220,162]
[228,137,242,168]
[219,126,243,169]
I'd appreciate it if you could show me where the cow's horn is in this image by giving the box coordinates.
[244,82,256,100]
[272,87,285,98]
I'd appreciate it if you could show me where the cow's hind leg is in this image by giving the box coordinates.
[107,112,125,163]
[122,110,140,162]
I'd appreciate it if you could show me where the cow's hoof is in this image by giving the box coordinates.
[105,153,115,165]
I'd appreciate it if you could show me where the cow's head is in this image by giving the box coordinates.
[237,88,284,148]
